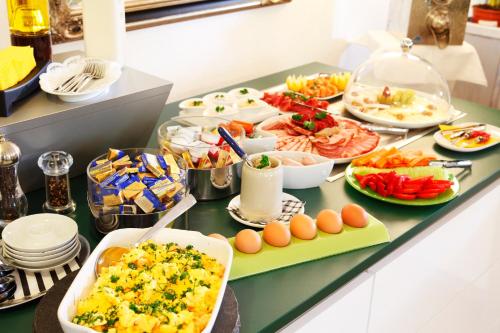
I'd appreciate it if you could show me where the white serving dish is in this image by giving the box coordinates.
[250,151,334,189]
[203,92,235,106]
[203,104,238,119]
[433,122,500,152]
[57,228,233,333]
[241,131,277,155]
[229,87,262,99]
[178,98,207,113]
[39,56,122,103]
[2,214,78,252]
[236,98,267,113]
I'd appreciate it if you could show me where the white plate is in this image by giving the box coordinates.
[3,240,81,272]
[256,114,381,164]
[2,234,78,257]
[39,56,121,102]
[343,100,454,129]
[433,122,500,152]
[228,87,262,99]
[57,228,233,333]
[4,240,81,269]
[3,237,78,261]
[2,214,78,252]
[251,151,334,189]
[228,193,305,229]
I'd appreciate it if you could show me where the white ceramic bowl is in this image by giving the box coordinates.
[236,98,267,113]
[58,228,233,333]
[250,151,334,189]
[241,131,277,155]
[203,104,238,119]
[203,92,235,106]
[2,234,78,257]
[178,98,207,114]
[3,238,79,261]
[229,87,262,99]
[5,241,81,268]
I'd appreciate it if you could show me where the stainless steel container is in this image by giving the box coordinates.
[86,148,187,234]
[187,162,242,201]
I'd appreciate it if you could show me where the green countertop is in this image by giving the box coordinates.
[1,63,499,333]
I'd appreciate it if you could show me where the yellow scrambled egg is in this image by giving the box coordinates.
[72,241,224,333]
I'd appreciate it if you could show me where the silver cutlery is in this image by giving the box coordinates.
[55,61,106,93]
[0,278,16,303]
[429,160,472,168]
[0,264,15,278]
[361,124,409,136]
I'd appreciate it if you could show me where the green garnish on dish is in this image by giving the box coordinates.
[292,114,303,121]
[256,155,270,169]
[303,121,315,130]
[240,88,249,94]
[192,100,203,106]
[247,98,255,104]
[215,105,225,113]
[315,111,327,119]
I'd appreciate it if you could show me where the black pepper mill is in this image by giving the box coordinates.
[37,151,76,214]
[0,135,28,227]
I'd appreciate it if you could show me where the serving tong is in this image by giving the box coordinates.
[429,160,472,168]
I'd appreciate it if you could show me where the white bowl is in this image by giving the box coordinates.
[203,92,235,106]
[2,214,78,252]
[236,98,267,113]
[178,98,207,114]
[3,234,78,257]
[250,151,334,189]
[3,237,78,261]
[229,87,262,99]
[241,131,277,155]
[5,240,81,268]
[57,228,233,333]
[203,104,238,119]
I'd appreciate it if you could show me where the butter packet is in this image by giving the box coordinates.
[107,148,126,161]
[135,189,162,213]
[164,154,180,174]
[142,153,165,178]
[102,188,124,206]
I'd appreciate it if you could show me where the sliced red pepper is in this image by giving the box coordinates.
[368,181,377,192]
[417,192,440,199]
[376,181,387,197]
[393,193,417,200]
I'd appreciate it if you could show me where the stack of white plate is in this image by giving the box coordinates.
[1,214,80,272]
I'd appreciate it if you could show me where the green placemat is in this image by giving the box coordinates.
[228,215,390,281]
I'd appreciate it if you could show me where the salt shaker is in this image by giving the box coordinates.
[38,151,76,214]
[0,135,28,226]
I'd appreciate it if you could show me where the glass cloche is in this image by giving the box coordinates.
[343,38,451,129]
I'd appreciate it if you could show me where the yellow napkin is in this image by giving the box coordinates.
[0,46,36,90]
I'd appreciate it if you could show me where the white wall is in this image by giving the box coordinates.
[0,0,348,102]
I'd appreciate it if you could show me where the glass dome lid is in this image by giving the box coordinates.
[343,38,452,129]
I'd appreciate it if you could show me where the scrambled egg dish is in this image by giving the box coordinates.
[72,241,225,333]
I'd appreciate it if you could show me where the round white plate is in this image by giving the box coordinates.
[2,234,78,257]
[2,214,78,252]
[433,122,500,152]
[3,237,78,261]
[39,55,122,102]
[3,240,81,272]
[228,192,305,229]
[343,101,454,129]
[256,114,381,164]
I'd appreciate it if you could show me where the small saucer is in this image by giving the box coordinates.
[227,193,305,228]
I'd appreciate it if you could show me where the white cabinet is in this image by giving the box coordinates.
[280,272,374,333]
[367,179,500,333]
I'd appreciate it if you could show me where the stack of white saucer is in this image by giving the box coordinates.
[1,214,80,272]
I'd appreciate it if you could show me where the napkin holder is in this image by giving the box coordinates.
[0,60,50,117]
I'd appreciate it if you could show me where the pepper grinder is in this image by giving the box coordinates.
[37,151,76,214]
[0,135,28,227]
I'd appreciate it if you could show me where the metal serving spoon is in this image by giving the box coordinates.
[217,127,252,166]
[94,194,197,277]
[0,264,15,278]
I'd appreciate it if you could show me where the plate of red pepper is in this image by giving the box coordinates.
[345,164,460,206]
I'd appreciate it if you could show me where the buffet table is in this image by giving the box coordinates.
[0,62,499,333]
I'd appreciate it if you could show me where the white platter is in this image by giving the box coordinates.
[2,214,78,252]
[433,122,500,152]
[250,151,334,189]
[256,114,381,164]
[228,193,305,229]
[39,56,121,102]
[57,228,233,333]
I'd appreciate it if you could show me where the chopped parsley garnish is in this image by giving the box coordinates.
[115,286,124,292]
[127,262,137,270]
[256,155,270,169]
[315,111,327,119]
[192,100,203,106]
[110,275,120,283]
[129,303,142,314]
[186,245,193,250]
[164,291,176,300]
[132,283,144,292]
[303,121,315,130]
[247,98,255,104]
[168,273,178,284]
[215,105,225,113]
[292,114,303,121]
[180,271,189,280]
[240,88,249,94]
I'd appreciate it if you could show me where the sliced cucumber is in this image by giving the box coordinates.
[352,166,447,180]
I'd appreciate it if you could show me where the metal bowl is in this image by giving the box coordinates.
[187,162,242,201]
[86,148,187,234]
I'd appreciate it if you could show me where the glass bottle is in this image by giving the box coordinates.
[38,151,76,214]
[0,135,28,227]
[7,0,52,61]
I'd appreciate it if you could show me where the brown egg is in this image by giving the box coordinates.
[234,229,262,254]
[290,214,317,240]
[263,221,291,247]
[316,209,343,234]
[208,233,228,242]
[341,204,368,228]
